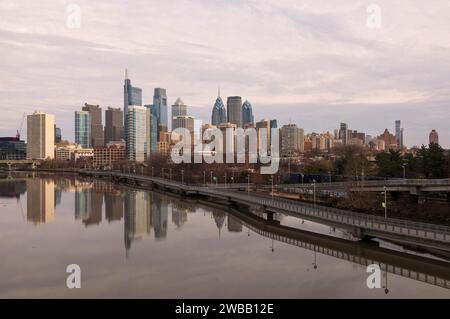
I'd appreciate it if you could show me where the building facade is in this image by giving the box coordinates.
[0,137,26,160]
[93,143,126,167]
[153,88,168,139]
[75,111,91,148]
[281,124,304,156]
[171,98,187,130]
[105,107,124,145]
[227,96,242,128]
[211,90,226,125]
[125,105,151,162]
[27,111,55,160]
[82,103,104,148]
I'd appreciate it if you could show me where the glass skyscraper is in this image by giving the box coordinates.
[227,96,243,128]
[123,69,142,120]
[145,104,158,153]
[153,88,168,139]
[242,100,254,126]
[75,111,91,148]
[211,90,226,125]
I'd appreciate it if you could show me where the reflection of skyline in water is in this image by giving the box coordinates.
[1,177,449,294]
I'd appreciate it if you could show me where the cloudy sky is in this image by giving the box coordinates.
[0,0,449,147]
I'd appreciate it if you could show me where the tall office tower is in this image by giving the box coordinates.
[395,120,403,149]
[75,111,91,148]
[82,103,104,147]
[281,124,304,156]
[145,104,158,153]
[211,89,227,125]
[429,129,439,145]
[153,88,168,139]
[339,123,348,145]
[227,96,243,128]
[256,119,271,150]
[54,126,62,144]
[123,69,142,121]
[105,107,124,145]
[27,111,55,160]
[26,179,55,224]
[125,105,151,162]
[242,100,254,127]
[171,98,187,130]
[172,115,195,133]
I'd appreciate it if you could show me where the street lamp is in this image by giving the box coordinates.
[301,173,304,185]
[210,171,213,185]
[247,174,250,195]
[313,179,316,211]
[224,172,227,188]
[383,185,388,219]
[213,176,217,186]
[152,166,154,177]
[162,167,165,179]
[181,169,184,184]
[402,164,406,179]
[270,175,274,200]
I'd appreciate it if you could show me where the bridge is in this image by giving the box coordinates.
[0,160,39,170]
[81,170,450,255]
[273,179,450,195]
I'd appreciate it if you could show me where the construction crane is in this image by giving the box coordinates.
[16,112,25,140]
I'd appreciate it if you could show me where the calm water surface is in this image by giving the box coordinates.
[0,175,449,298]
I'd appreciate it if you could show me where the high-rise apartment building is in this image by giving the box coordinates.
[125,105,151,162]
[27,111,55,160]
[227,96,242,128]
[105,107,124,144]
[82,103,104,148]
[54,126,62,144]
[429,129,439,145]
[281,124,304,156]
[75,111,91,148]
[211,89,226,125]
[395,120,403,149]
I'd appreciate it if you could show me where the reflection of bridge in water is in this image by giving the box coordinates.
[224,207,450,291]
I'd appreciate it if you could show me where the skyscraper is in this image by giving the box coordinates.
[27,111,55,160]
[54,126,62,144]
[171,98,187,130]
[123,69,142,121]
[125,105,151,162]
[82,103,104,147]
[153,88,168,139]
[429,129,439,145]
[105,107,124,144]
[339,123,348,145]
[26,179,55,224]
[211,89,226,125]
[242,100,254,126]
[395,120,403,149]
[75,111,91,148]
[145,104,158,153]
[227,96,242,128]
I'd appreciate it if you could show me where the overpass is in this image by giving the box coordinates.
[81,170,450,255]
[273,179,450,195]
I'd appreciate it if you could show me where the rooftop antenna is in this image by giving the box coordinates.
[125,68,128,79]
[218,87,220,98]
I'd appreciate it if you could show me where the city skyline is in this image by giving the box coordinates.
[1,1,450,147]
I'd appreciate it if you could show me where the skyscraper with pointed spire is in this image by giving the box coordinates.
[242,100,254,126]
[211,88,226,125]
[123,69,142,121]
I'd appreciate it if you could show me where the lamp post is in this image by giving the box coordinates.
[384,185,387,220]
[152,166,154,177]
[224,172,227,188]
[402,164,406,179]
[210,171,213,185]
[181,169,184,184]
[271,175,274,200]
[247,174,250,195]
[162,167,165,179]
[301,173,304,185]
[313,179,316,211]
